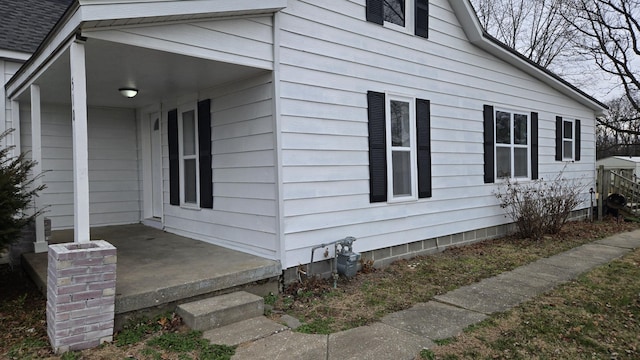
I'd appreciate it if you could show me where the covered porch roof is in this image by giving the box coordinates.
[6,0,286,108]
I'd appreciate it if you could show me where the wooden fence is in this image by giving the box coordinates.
[597,165,640,219]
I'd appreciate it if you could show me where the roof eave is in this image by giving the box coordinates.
[449,0,608,117]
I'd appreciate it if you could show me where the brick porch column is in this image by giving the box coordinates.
[46,241,117,353]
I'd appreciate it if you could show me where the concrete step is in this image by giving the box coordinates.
[176,291,264,331]
[203,316,289,346]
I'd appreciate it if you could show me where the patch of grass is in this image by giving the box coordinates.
[115,315,163,347]
[5,338,49,360]
[296,317,335,334]
[147,330,235,360]
[263,292,278,306]
[430,247,640,359]
[60,351,81,360]
[420,348,436,359]
[433,338,457,346]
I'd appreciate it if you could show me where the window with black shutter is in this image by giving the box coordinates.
[366,0,428,38]
[555,116,581,161]
[167,99,213,208]
[483,105,537,182]
[368,91,431,202]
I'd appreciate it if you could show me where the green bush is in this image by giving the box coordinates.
[0,129,45,253]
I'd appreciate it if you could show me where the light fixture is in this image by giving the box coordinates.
[118,87,138,98]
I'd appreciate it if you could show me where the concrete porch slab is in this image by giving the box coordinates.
[22,224,281,319]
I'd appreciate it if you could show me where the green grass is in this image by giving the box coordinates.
[147,330,235,360]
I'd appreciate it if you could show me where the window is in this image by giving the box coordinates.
[483,105,538,183]
[384,0,412,30]
[387,95,416,199]
[555,116,581,161]
[367,91,431,203]
[180,108,199,205]
[366,0,429,38]
[495,110,529,179]
[168,99,213,209]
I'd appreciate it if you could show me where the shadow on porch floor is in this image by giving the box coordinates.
[22,224,281,326]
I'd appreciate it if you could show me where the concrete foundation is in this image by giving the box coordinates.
[46,240,116,353]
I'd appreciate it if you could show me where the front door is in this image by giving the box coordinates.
[150,112,163,218]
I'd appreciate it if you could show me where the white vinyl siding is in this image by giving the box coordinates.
[84,16,274,70]
[163,73,278,259]
[277,0,596,268]
[20,104,140,229]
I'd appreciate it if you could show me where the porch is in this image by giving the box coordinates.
[22,223,281,327]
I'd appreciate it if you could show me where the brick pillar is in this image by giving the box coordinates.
[47,240,117,353]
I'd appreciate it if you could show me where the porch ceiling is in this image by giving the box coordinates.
[17,37,268,108]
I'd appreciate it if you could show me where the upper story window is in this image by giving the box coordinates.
[366,0,429,38]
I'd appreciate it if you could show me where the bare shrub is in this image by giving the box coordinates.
[494,173,586,240]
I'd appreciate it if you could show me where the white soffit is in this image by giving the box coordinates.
[78,0,288,23]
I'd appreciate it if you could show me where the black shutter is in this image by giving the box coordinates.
[366,0,384,25]
[198,99,213,209]
[416,98,431,198]
[483,105,495,184]
[368,91,387,203]
[415,0,429,38]
[531,112,539,180]
[555,116,563,161]
[575,119,581,161]
[168,109,180,206]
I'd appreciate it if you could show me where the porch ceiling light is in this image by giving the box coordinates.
[119,87,138,98]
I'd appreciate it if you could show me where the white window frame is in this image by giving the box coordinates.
[562,118,574,160]
[385,93,418,202]
[178,104,200,208]
[383,0,415,34]
[494,108,531,180]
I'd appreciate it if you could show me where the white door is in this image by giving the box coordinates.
[150,113,163,218]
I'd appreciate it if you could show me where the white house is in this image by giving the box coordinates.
[4,0,606,278]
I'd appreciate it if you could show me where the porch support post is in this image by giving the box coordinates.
[30,85,47,253]
[11,100,21,158]
[70,39,90,243]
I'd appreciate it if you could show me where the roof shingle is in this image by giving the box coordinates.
[0,0,73,54]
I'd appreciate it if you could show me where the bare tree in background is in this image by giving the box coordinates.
[471,0,576,69]
[597,95,640,158]
[472,0,640,157]
[567,0,639,112]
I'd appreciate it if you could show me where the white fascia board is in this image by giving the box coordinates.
[6,9,83,100]
[449,0,607,116]
[0,49,30,62]
[78,0,287,21]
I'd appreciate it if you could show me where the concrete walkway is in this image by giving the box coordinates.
[203,230,640,360]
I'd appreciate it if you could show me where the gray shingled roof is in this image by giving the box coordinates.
[0,0,73,54]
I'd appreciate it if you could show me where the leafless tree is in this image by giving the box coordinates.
[566,0,640,114]
[471,0,577,69]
